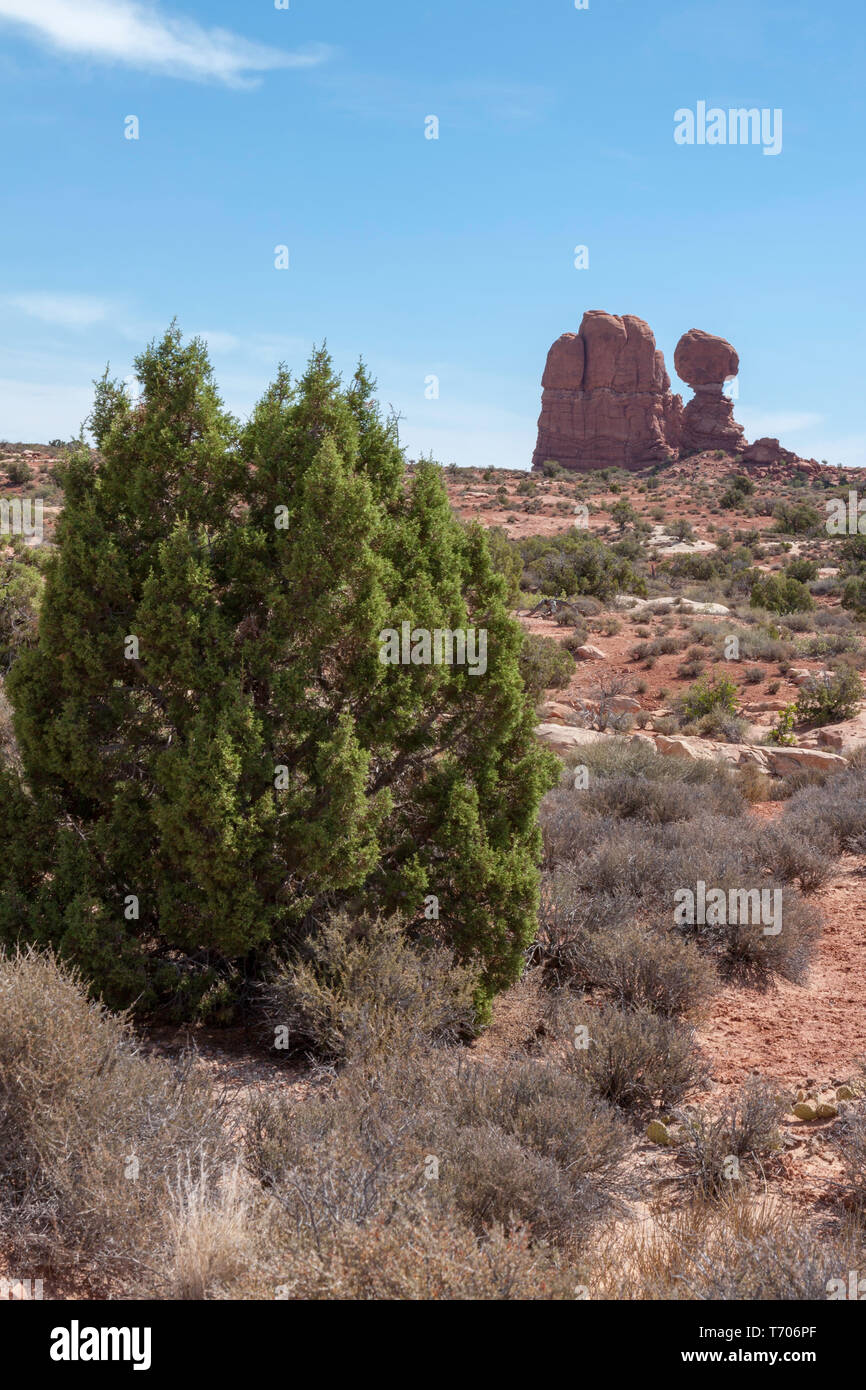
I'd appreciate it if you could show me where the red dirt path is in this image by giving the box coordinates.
[697,846,866,1092]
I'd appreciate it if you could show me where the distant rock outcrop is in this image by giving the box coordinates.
[674,329,745,454]
[531,311,683,472]
[531,314,754,472]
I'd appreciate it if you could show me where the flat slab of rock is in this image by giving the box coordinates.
[608,695,641,712]
[537,700,578,721]
[538,725,849,775]
[766,746,848,774]
[650,733,847,776]
[615,595,730,616]
[814,710,866,754]
[535,723,612,750]
[788,668,833,687]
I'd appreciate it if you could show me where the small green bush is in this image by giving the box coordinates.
[680,672,739,722]
[520,631,575,699]
[795,667,863,726]
[4,458,33,486]
[750,574,814,615]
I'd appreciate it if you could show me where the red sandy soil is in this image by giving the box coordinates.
[697,846,866,1094]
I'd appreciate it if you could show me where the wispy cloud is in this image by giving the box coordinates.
[0,0,330,88]
[738,408,823,436]
[0,377,95,440]
[6,292,115,328]
[194,329,242,355]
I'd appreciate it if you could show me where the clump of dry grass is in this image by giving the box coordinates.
[674,1078,786,1196]
[162,1160,254,1300]
[0,948,232,1279]
[591,1197,862,1300]
[834,1067,866,1219]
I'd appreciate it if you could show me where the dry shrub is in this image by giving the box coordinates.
[542,745,745,861]
[577,774,742,824]
[444,1126,587,1239]
[591,921,716,1019]
[759,823,833,892]
[0,948,230,1274]
[535,876,715,1018]
[241,1206,581,1300]
[256,911,478,1064]
[534,870,634,983]
[675,1078,786,1196]
[782,767,866,854]
[571,817,820,985]
[834,1087,866,1217]
[714,886,821,986]
[733,764,782,803]
[553,998,705,1112]
[595,1198,861,1300]
[245,1049,627,1262]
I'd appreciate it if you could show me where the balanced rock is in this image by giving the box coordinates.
[532,311,683,472]
[674,329,745,454]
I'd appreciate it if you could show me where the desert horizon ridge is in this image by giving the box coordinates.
[2,0,866,1351]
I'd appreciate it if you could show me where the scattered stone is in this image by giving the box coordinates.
[574,643,606,661]
[537,701,580,722]
[608,695,641,712]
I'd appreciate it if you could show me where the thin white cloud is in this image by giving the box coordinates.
[7,292,114,328]
[738,408,823,437]
[0,0,330,88]
[0,377,94,440]
[194,330,242,354]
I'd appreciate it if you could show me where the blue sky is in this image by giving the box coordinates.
[1,0,864,468]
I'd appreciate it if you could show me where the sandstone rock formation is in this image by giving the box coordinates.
[741,436,786,465]
[674,328,745,454]
[535,722,851,775]
[531,311,683,472]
